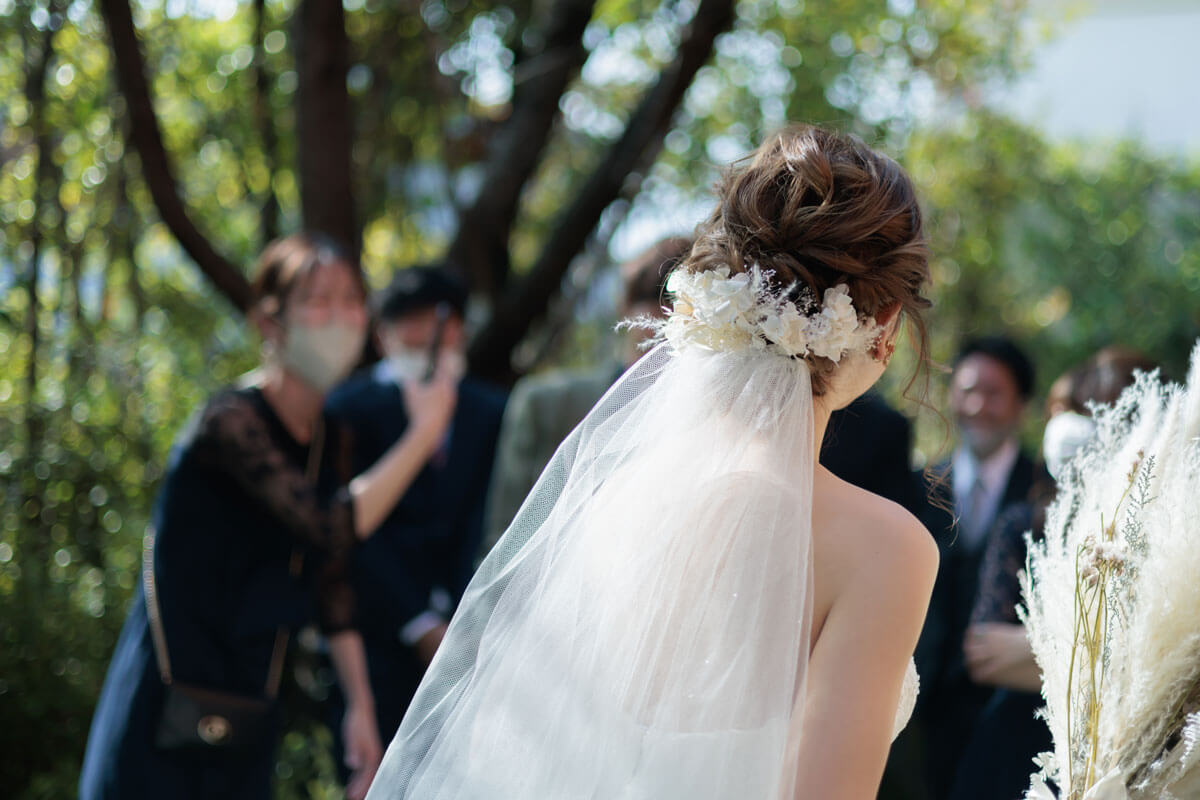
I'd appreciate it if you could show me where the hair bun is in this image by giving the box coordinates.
[681,125,931,395]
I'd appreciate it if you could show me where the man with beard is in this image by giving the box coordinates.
[913,335,1036,800]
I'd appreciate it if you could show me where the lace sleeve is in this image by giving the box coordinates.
[316,424,357,633]
[971,502,1033,625]
[196,391,357,559]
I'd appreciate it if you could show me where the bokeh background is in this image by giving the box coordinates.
[2,0,1198,795]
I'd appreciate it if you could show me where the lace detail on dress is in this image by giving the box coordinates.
[196,390,357,558]
[892,657,920,741]
[194,388,358,632]
[971,501,1034,626]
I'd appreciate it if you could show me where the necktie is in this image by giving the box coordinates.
[959,476,990,550]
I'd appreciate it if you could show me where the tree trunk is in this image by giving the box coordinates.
[294,0,357,252]
[113,132,143,328]
[446,0,598,298]
[19,0,61,614]
[252,0,280,248]
[23,4,60,452]
[98,0,251,311]
[468,0,735,380]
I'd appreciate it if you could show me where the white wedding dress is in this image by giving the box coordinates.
[367,342,921,799]
[894,659,920,740]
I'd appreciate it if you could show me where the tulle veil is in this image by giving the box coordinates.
[366,339,817,799]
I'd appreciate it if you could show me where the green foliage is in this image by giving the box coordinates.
[2,0,1198,796]
[1,8,260,788]
[0,301,258,797]
[902,113,1200,458]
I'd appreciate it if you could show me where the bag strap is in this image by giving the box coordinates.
[143,415,324,698]
[143,527,173,685]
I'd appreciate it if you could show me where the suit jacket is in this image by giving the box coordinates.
[324,365,506,739]
[481,363,623,556]
[914,447,1035,799]
[821,392,915,510]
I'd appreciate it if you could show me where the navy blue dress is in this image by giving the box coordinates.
[79,387,357,800]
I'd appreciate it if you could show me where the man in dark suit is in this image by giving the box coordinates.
[822,391,914,509]
[324,265,506,755]
[915,335,1036,800]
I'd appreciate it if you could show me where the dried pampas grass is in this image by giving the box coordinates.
[1022,341,1200,799]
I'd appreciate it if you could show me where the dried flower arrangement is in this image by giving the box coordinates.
[1023,343,1200,800]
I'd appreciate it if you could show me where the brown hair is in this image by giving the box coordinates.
[1032,347,1160,533]
[682,125,931,395]
[1046,347,1160,418]
[251,232,364,319]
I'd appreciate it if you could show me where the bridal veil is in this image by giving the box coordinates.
[364,123,930,799]
[366,340,817,799]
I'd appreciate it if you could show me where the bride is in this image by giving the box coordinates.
[366,125,938,799]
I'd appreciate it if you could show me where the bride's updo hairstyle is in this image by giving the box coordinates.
[682,125,931,396]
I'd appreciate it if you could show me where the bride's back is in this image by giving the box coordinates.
[809,466,933,650]
[365,124,939,800]
[800,464,936,797]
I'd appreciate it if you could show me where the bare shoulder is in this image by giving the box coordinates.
[860,491,937,580]
[814,472,938,608]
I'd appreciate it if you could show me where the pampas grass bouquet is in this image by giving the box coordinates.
[1023,341,1200,800]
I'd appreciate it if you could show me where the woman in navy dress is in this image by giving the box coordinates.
[79,234,457,800]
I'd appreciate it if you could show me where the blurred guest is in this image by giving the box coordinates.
[948,347,1158,800]
[324,264,506,759]
[79,234,456,800]
[822,391,914,508]
[915,335,1036,800]
[479,236,692,556]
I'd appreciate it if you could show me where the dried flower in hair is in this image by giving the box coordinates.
[652,265,881,363]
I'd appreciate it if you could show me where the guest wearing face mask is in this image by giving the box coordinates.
[323,264,506,763]
[913,335,1037,800]
[79,234,456,800]
[947,347,1158,800]
[479,236,693,558]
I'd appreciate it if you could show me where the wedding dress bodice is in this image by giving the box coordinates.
[892,658,920,740]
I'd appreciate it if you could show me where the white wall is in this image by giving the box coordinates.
[995,0,1200,155]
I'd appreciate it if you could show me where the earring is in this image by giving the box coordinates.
[873,338,896,365]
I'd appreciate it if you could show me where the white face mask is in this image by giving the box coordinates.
[386,345,429,384]
[382,337,466,385]
[279,320,365,393]
[1042,411,1096,482]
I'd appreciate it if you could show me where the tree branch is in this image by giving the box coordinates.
[446,0,597,298]
[468,0,735,379]
[97,0,252,310]
[295,0,356,250]
[18,0,64,606]
[113,115,142,328]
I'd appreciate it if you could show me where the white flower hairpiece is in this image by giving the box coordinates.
[656,265,881,363]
